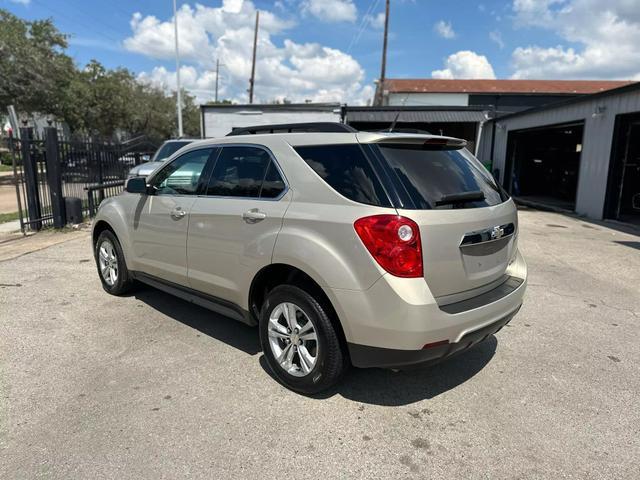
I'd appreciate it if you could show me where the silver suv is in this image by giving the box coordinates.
[126,139,196,179]
[92,124,527,394]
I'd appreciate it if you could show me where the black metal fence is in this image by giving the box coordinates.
[8,127,156,233]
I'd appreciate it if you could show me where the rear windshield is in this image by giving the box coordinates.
[377,144,509,209]
[294,144,391,207]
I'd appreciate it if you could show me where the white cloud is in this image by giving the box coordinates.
[221,0,244,14]
[9,0,30,4]
[365,12,386,29]
[432,51,496,79]
[510,0,640,79]
[434,20,456,39]
[124,1,372,105]
[489,30,505,49]
[512,0,564,27]
[301,0,357,23]
[138,65,222,104]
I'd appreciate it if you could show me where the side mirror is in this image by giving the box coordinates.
[126,177,149,194]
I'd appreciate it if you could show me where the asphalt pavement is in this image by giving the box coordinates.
[1,209,638,479]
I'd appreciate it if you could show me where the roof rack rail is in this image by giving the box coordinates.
[226,122,357,136]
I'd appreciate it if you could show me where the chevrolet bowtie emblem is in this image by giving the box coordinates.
[490,225,505,240]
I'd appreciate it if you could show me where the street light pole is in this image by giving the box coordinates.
[173,0,183,137]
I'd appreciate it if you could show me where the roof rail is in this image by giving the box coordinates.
[226,122,357,136]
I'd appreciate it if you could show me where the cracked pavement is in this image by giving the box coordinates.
[0,209,639,479]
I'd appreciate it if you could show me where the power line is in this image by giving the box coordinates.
[56,0,129,40]
[30,0,122,46]
[347,0,382,54]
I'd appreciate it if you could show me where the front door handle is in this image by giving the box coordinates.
[242,209,266,224]
[170,206,186,220]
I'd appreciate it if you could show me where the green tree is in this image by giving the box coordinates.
[0,9,75,115]
[1,9,205,142]
[178,91,201,138]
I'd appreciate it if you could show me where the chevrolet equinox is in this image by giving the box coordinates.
[92,124,527,394]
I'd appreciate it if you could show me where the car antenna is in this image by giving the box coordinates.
[388,111,400,132]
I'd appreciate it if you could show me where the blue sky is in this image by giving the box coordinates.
[4,0,639,104]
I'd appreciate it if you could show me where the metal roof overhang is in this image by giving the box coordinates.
[345,109,487,123]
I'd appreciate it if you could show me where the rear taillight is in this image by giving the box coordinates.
[354,215,423,278]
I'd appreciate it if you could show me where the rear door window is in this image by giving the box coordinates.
[206,146,285,198]
[260,161,286,198]
[294,144,391,207]
[376,145,508,209]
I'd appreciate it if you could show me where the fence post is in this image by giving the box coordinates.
[97,150,105,203]
[20,127,42,231]
[44,127,66,228]
[87,190,95,218]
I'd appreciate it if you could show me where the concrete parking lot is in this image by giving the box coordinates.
[1,209,638,479]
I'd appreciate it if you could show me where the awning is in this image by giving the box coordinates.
[345,109,487,123]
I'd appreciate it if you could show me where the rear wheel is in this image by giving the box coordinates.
[259,285,346,394]
[94,230,133,295]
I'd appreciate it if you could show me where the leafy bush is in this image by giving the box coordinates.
[0,151,13,166]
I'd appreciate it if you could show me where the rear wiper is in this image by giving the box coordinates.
[435,190,485,207]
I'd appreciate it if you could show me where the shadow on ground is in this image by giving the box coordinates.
[133,286,261,356]
[133,284,497,406]
[612,240,640,251]
[259,336,497,406]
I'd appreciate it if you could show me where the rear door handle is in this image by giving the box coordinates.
[171,206,186,219]
[242,209,266,223]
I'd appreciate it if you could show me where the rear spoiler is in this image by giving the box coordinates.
[357,132,467,149]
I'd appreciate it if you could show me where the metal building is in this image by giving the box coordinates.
[478,83,640,225]
[200,103,341,138]
[344,106,490,156]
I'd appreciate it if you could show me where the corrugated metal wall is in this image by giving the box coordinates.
[203,110,340,138]
[479,89,640,219]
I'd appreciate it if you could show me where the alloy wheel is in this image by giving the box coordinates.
[98,240,118,286]
[267,302,318,377]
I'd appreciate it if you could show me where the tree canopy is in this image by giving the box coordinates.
[0,9,202,143]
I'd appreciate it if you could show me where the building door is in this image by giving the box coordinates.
[504,122,584,211]
[605,113,640,226]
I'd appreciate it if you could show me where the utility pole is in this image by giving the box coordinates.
[214,58,221,103]
[248,10,259,104]
[173,0,183,137]
[375,0,390,106]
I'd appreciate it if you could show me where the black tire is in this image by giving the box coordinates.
[259,285,346,394]
[94,229,134,295]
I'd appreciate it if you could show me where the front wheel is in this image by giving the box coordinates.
[259,285,347,394]
[94,230,134,295]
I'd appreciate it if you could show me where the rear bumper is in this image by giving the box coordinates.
[347,306,519,369]
[327,249,527,366]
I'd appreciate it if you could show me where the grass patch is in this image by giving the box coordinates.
[0,211,20,224]
[0,164,13,173]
